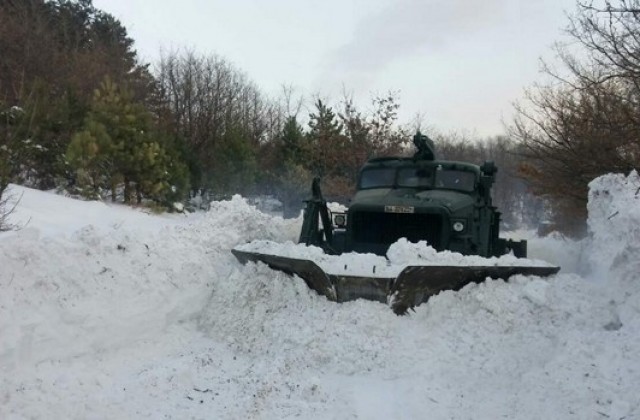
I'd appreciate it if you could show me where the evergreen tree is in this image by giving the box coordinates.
[280,116,305,166]
[339,98,372,180]
[270,116,312,217]
[0,0,153,190]
[66,118,113,199]
[208,124,258,194]
[67,79,189,205]
[307,99,343,177]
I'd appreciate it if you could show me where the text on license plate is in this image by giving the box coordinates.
[384,205,415,213]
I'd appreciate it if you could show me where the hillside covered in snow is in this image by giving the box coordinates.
[1,171,639,419]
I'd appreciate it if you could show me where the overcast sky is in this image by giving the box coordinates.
[93,0,577,137]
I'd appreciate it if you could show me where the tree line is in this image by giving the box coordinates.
[2,0,639,236]
[0,0,409,211]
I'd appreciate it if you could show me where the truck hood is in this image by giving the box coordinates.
[351,188,475,213]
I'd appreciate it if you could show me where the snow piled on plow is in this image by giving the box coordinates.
[236,236,552,278]
[1,171,640,419]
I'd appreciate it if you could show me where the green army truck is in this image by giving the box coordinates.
[233,133,558,314]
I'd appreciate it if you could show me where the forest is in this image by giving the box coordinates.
[1,0,639,235]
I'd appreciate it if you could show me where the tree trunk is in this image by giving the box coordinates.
[124,178,131,203]
[111,181,117,202]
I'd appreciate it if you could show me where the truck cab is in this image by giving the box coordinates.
[301,132,526,258]
[328,154,511,257]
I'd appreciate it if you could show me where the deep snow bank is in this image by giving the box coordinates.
[197,171,640,418]
[584,171,640,328]
[0,190,300,383]
[586,171,640,279]
[2,174,640,419]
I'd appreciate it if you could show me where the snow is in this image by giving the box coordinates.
[1,172,640,419]
[327,201,348,213]
[236,237,553,278]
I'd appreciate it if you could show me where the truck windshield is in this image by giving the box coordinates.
[359,168,396,189]
[434,169,476,192]
[397,167,433,188]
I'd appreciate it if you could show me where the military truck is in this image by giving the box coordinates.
[233,132,558,314]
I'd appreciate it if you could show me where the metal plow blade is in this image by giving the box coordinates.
[390,265,560,314]
[231,249,560,315]
[231,249,338,301]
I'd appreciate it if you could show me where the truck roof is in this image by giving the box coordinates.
[362,157,481,175]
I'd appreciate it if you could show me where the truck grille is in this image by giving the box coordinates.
[351,211,444,249]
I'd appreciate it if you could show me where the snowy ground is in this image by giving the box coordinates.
[1,172,639,419]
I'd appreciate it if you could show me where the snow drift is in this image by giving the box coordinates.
[1,172,639,419]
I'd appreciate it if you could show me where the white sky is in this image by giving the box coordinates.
[93,0,577,137]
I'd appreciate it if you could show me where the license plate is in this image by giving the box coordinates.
[384,205,415,213]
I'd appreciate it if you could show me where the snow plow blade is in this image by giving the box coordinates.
[389,264,560,314]
[231,249,560,314]
[231,249,338,301]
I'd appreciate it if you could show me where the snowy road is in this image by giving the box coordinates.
[1,172,639,419]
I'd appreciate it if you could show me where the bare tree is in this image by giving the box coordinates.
[155,50,271,193]
[511,0,640,236]
[435,132,543,228]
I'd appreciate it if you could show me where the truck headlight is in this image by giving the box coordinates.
[334,214,346,227]
[453,221,465,232]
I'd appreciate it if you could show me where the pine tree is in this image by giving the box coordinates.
[66,119,113,199]
[209,124,258,194]
[280,116,305,166]
[0,0,153,190]
[307,99,344,177]
[68,78,189,205]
